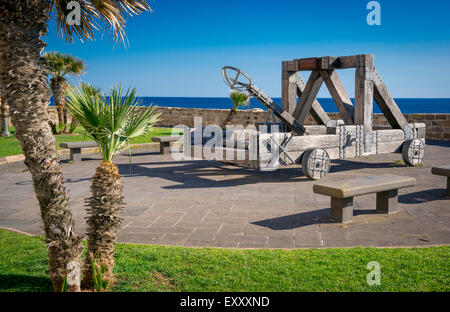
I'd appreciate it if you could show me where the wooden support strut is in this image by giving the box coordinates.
[281,61,298,115]
[320,70,354,124]
[292,70,324,124]
[247,84,307,135]
[354,65,374,152]
[292,73,331,126]
[368,68,409,133]
[283,55,410,140]
[282,61,330,125]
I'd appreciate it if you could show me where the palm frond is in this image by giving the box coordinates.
[52,0,100,43]
[52,0,152,45]
[66,83,161,162]
[45,52,86,78]
[230,91,249,109]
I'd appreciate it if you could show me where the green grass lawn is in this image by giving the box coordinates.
[0,229,448,292]
[0,126,183,158]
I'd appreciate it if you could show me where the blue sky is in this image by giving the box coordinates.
[46,0,450,97]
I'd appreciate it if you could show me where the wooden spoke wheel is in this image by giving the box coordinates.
[402,139,424,166]
[301,148,331,180]
[222,66,252,91]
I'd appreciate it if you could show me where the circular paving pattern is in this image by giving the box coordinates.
[1,142,449,248]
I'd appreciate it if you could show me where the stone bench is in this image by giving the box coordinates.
[151,136,182,154]
[431,165,450,197]
[313,174,416,223]
[59,141,99,162]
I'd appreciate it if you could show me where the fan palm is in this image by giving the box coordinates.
[222,91,250,127]
[45,52,85,133]
[66,83,160,289]
[0,1,152,291]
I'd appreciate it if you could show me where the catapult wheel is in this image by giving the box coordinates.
[402,139,425,166]
[301,148,331,180]
[222,66,252,91]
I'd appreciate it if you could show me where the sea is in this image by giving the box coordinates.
[51,97,450,114]
[130,97,450,114]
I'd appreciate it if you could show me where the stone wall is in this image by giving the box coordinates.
[45,107,450,141]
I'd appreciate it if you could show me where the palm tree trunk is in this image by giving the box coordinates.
[0,0,83,292]
[83,161,124,289]
[50,77,67,132]
[221,107,238,128]
[63,107,68,133]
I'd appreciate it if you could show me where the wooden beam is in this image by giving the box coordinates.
[287,134,340,152]
[292,73,330,125]
[281,61,298,115]
[292,70,324,123]
[283,60,298,72]
[333,54,373,69]
[356,54,374,68]
[369,68,408,130]
[320,70,354,124]
[294,54,374,70]
[295,57,320,70]
[354,66,374,152]
[247,84,307,135]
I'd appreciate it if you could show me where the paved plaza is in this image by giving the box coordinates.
[0,141,449,248]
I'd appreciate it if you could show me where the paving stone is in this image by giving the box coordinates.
[178,211,209,222]
[123,205,150,217]
[221,216,251,225]
[151,213,185,227]
[147,225,194,234]
[423,229,450,244]
[321,228,353,247]
[294,224,320,232]
[238,241,267,248]
[267,236,295,248]
[237,235,268,248]
[243,224,270,236]
[159,233,189,245]
[117,233,163,244]
[217,223,246,235]
[268,229,295,237]
[195,222,223,232]
[127,217,160,227]
[294,230,323,247]
[120,226,154,234]
[210,241,239,248]
[189,228,217,240]
[214,234,243,244]
[364,214,389,224]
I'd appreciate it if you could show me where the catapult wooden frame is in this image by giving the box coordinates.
[186,54,425,179]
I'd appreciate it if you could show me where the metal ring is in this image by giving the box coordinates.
[221,66,252,91]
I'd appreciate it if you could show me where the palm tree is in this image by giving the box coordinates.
[0,1,152,291]
[45,52,85,134]
[222,91,250,128]
[66,83,160,289]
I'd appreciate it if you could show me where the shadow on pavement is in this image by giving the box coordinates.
[252,208,379,230]
[399,188,447,204]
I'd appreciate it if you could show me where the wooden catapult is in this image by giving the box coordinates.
[186,54,425,179]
